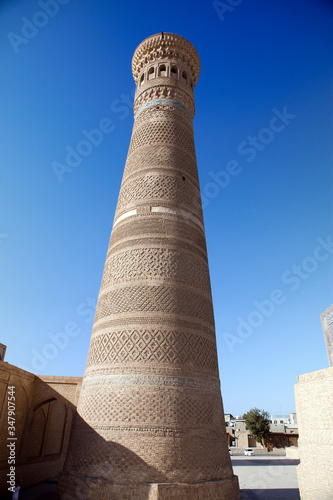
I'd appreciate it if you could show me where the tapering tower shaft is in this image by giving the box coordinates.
[57,33,240,500]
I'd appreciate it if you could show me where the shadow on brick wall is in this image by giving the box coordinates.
[55,413,168,499]
[0,362,81,496]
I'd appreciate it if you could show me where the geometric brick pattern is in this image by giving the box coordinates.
[79,388,217,427]
[108,217,208,257]
[123,143,199,183]
[134,105,192,127]
[59,423,237,489]
[57,32,239,500]
[94,284,215,324]
[131,33,201,84]
[128,120,196,157]
[101,247,211,291]
[86,329,218,370]
[115,174,201,216]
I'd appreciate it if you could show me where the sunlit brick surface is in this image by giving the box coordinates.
[295,367,333,500]
[56,33,240,499]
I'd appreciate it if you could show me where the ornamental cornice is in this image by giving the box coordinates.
[134,85,195,117]
[132,32,200,86]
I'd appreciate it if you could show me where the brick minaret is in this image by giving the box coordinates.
[57,33,240,500]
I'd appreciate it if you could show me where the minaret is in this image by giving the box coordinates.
[57,33,240,499]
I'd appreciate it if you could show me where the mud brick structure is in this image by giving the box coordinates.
[295,306,333,500]
[0,362,82,495]
[57,33,240,499]
[295,367,333,500]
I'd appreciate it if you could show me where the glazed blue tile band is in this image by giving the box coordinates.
[135,99,192,119]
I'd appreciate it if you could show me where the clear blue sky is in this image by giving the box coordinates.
[1,0,332,416]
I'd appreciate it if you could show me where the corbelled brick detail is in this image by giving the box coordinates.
[56,32,240,499]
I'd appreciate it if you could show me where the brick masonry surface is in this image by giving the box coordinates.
[56,475,240,499]
[295,367,333,499]
[56,33,240,499]
[0,361,82,495]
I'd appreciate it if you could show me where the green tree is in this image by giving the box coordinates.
[243,408,270,446]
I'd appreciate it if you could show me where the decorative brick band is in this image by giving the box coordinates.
[94,283,214,325]
[113,209,137,227]
[135,98,192,119]
[150,206,204,230]
[78,388,221,427]
[82,374,220,392]
[113,206,204,231]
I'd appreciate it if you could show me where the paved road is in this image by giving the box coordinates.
[232,455,300,500]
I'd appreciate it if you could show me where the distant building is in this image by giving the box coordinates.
[264,432,298,451]
[270,414,290,424]
[225,418,257,448]
[320,304,333,367]
[270,413,298,433]
[290,412,297,425]
[225,413,298,450]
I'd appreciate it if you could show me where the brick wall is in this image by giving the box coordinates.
[0,361,82,495]
[295,367,333,499]
[264,432,298,451]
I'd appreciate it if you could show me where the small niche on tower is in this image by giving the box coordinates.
[171,65,178,78]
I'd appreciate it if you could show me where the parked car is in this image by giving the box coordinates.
[244,448,254,456]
